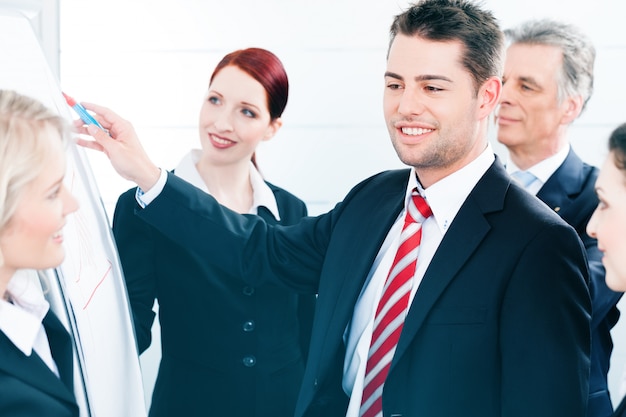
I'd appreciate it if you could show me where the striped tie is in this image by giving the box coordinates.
[359,189,432,417]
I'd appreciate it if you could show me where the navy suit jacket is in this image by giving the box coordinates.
[113,181,315,417]
[0,310,78,417]
[135,159,591,417]
[536,149,622,417]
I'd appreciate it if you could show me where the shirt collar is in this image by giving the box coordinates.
[248,163,281,220]
[174,150,281,220]
[0,269,49,356]
[506,143,570,184]
[406,144,495,235]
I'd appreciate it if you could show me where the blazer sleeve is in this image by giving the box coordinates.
[268,181,317,359]
[137,173,332,294]
[112,188,158,354]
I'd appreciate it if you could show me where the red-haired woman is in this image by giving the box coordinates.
[111,48,315,417]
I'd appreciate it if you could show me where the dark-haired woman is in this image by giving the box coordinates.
[587,123,626,417]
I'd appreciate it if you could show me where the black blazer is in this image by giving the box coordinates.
[136,159,591,417]
[536,149,622,417]
[0,310,78,417]
[112,181,315,417]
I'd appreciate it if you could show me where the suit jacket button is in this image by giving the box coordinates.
[243,286,255,296]
[243,320,255,332]
[242,355,256,367]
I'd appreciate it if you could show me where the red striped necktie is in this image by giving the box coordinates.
[359,189,432,417]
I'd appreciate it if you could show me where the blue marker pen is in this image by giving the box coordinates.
[62,92,104,129]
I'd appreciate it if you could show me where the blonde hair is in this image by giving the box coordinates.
[0,90,70,238]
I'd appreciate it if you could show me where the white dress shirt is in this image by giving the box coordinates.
[137,150,281,219]
[139,146,496,416]
[0,269,59,377]
[343,145,495,416]
[506,144,570,195]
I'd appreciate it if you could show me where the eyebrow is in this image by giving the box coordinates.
[240,101,262,112]
[385,71,453,83]
[208,89,262,112]
[516,75,542,90]
[44,177,64,195]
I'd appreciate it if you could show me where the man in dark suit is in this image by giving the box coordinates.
[79,0,591,416]
[496,19,623,417]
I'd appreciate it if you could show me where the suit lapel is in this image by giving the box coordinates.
[536,149,584,213]
[392,161,509,366]
[311,170,409,381]
[0,322,75,405]
[43,311,74,391]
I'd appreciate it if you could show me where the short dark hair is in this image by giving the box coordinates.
[389,0,504,95]
[608,123,626,175]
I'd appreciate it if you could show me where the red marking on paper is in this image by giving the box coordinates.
[82,260,112,310]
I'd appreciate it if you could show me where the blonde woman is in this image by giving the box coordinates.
[0,90,79,416]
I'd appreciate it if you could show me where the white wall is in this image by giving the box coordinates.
[0,0,60,77]
[59,0,626,216]
[59,0,626,408]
